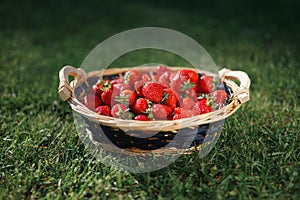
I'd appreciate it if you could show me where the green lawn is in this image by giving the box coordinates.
[0,0,299,199]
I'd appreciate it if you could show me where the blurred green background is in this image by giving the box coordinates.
[0,0,299,199]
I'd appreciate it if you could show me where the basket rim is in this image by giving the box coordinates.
[63,66,248,132]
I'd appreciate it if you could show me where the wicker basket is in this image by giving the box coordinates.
[58,66,250,156]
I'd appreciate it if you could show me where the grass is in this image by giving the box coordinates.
[0,0,299,199]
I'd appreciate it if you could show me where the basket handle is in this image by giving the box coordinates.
[219,68,250,104]
[58,65,86,101]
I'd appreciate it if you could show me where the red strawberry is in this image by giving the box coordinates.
[101,88,113,106]
[134,115,151,121]
[167,114,174,120]
[173,113,182,120]
[196,75,213,94]
[134,81,144,97]
[162,88,178,110]
[110,78,123,86]
[156,65,172,77]
[174,107,194,118]
[113,83,131,94]
[142,74,151,82]
[95,105,111,116]
[150,104,172,120]
[84,94,102,110]
[124,70,142,85]
[92,84,103,96]
[183,87,198,100]
[150,74,158,81]
[192,98,213,115]
[111,103,134,119]
[114,89,137,107]
[210,89,228,105]
[131,98,148,114]
[158,72,171,87]
[180,97,195,110]
[169,72,176,82]
[170,72,187,92]
[170,72,196,97]
[178,69,198,84]
[142,82,166,103]
[94,95,102,108]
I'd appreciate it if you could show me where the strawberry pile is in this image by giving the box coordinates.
[82,66,229,121]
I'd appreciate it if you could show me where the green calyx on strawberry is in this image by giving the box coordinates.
[114,89,137,107]
[170,72,197,99]
[97,80,112,92]
[111,103,134,119]
[124,70,142,85]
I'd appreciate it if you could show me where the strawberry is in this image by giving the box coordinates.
[178,69,198,84]
[174,107,194,118]
[110,78,123,86]
[97,80,112,91]
[114,89,137,107]
[192,98,213,115]
[170,72,196,97]
[111,103,134,119]
[101,88,113,106]
[95,105,111,116]
[196,75,213,94]
[124,70,142,85]
[134,115,151,121]
[150,104,172,120]
[162,88,178,110]
[142,74,151,82]
[150,74,158,81]
[112,83,131,94]
[210,89,228,105]
[180,97,195,110]
[173,113,182,120]
[170,72,187,92]
[94,95,102,108]
[92,84,103,96]
[84,94,102,110]
[183,87,198,100]
[131,98,148,114]
[158,72,171,87]
[134,81,144,97]
[169,72,176,82]
[156,65,172,77]
[142,82,166,103]
[167,114,174,120]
